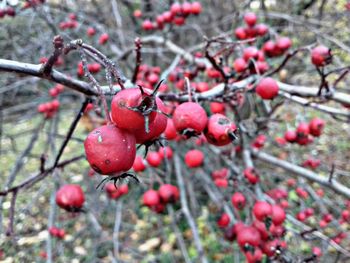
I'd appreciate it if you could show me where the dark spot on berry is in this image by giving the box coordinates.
[105,159,111,165]
[91,164,102,174]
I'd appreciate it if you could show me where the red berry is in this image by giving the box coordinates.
[231,192,246,210]
[184,149,204,168]
[164,118,178,140]
[296,122,310,137]
[191,2,202,15]
[311,45,332,67]
[309,118,325,137]
[217,213,230,228]
[134,98,167,144]
[158,146,173,159]
[55,184,85,211]
[253,201,272,221]
[284,130,297,143]
[256,24,268,36]
[111,88,158,132]
[233,58,247,73]
[204,114,237,146]
[158,184,179,203]
[105,183,121,199]
[312,247,322,257]
[84,125,136,174]
[170,2,182,15]
[276,37,292,51]
[146,151,162,167]
[243,46,259,61]
[214,178,228,188]
[133,9,142,18]
[244,12,257,27]
[142,19,154,31]
[255,77,279,100]
[85,26,95,36]
[99,33,109,45]
[143,189,160,207]
[271,205,286,225]
[235,27,247,40]
[182,2,192,15]
[244,167,259,184]
[210,102,225,114]
[237,226,261,248]
[133,156,146,172]
[173,16,186,26]
[173,102,208,135]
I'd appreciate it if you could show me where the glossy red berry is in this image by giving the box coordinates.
[143,189,160,207]
[309,118,325,137]
[256,24,268,36]
[235,27,247,40]
[158,146,173,159]
[271,205,286,225]
[243,46,259,61]
[99,33,109,45]
[217,213,230,228]
[191,2,202,15]
[184,149,204,168]
[311,45,332,67]
[158,184,179,203]
[146,151,162,167]
[111,88,158,132]
[164,118,178,140]
[255,78,279,100]
[204,114,237,146]
[182,2,192,15]
[233,58,247,73]
[134,98,167,144]
[284,130,297,143]
[231,192,246,210]
[244,168,259,184]
[84,125,136,174]
[170,2,182,15]
[253,201,272,221]
[208,104,225,116]
[276,37,292,51]
[55,184,85,211]
[173,102,208,136]
[132,156,146,172]
[142,19,154,31]
[296,122,310,137]
[237,226,261,248]
[87,27,96,36]
[244,12,257,27]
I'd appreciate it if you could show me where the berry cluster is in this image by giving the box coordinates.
[142,184,179,213]
[284,118,325,146]
[37,84,64,118]
[219,200,287,262]
[48,227,65,239]
[0,6,16,18]
[136,1,202,31]
[235,12,269,40]
[105,184,129,199]
[59,13,79,30]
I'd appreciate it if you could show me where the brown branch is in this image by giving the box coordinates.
[40,35,64,76]
[131,37,142,84]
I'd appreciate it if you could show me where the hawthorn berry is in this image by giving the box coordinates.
[173,102,208,136]
[84,124,136,175]
[184,149,204,168]
[55,184,85,212]
[255,78,279,100]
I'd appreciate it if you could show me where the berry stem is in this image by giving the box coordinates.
[78,48,112,124]
[185,77,192,102]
